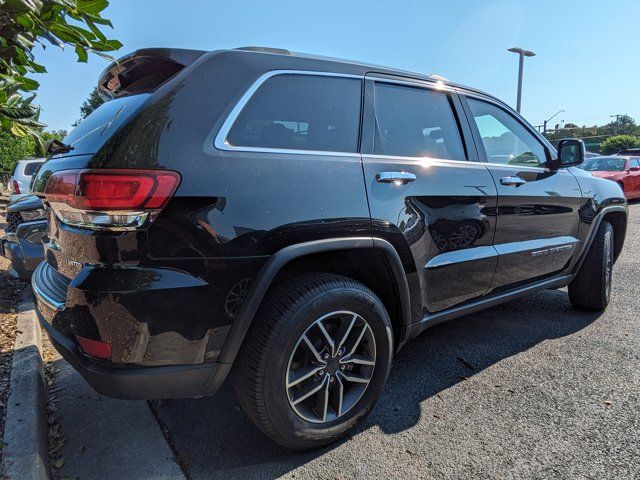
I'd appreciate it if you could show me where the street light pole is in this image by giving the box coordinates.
[508,47,536,113]
[543,109,565,134]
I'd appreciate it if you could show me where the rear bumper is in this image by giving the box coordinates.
[37,307,227,400]
[0,222,45,280]
[32,260,234,400]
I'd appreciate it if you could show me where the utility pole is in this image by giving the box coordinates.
[543,109,565,135]
[508,47,536,113]
[610,114,621,135]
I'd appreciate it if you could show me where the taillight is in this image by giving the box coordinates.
[12,180,20,194]
[44,169,181,230]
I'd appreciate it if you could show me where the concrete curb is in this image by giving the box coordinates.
[1,290,49,480]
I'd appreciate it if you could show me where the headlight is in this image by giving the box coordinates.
[20,209,46,221]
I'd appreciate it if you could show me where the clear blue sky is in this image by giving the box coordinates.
[34,0,639,132]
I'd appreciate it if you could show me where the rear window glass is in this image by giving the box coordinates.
[61,94,150,155]
[23,161,43,176]
[226,75,361,153]
[373,83,465,159]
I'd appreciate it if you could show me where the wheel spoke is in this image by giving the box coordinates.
[335,374,344,417]
[291,376,328,405]
[287,365,324,388]
[316,320,336,356]
[336,313,357,354]
[320,377,330,422]
[337,370,370,384]
[347,323,368,357]
[302,334,325,364]
[340,353,375,366]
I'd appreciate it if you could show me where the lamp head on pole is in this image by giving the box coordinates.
[508,47,536,57]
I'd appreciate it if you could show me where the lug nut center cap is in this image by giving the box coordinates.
[326,357,340,375]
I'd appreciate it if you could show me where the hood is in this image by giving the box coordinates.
[6,194,43,213]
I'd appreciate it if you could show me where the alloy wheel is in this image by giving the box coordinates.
[285,311,376,424]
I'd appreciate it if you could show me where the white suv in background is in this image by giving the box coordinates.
[9,158,45,201]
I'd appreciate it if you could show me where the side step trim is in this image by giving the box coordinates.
[406,274,572,339]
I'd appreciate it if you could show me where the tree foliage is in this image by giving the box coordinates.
[544,114,640,152]
[0,128,66,172]
[0,0,121,152]
[73,86,102,124]
[0,129,34,172]
[599,135,640,155]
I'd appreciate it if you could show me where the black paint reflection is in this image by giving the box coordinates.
[401,196,494,253]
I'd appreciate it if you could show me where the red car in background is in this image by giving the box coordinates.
[578,156,640,199]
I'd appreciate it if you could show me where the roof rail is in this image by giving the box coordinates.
[236,46,292,55]
[429,74,450,83]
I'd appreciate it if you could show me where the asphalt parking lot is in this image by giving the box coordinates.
[146,201,639,479]
[44,201,640,479]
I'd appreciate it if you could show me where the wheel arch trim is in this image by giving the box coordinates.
[216,237,412,365]
[571,204,627,274]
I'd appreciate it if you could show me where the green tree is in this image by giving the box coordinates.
[41,128,67,143]
[73,87,103,125]
[0,128,66,173]
[0,129,35,173]
[0,0,121,152]
[599,135,640,155]
[612,115,636,135]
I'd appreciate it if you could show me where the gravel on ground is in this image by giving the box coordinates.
[0,198,26,456]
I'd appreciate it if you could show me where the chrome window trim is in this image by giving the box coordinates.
[365,74,456,94]
[214,70,363,156]
[363,154,493,170]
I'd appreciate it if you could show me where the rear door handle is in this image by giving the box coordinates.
[376,171,417,185]
[500,175,526,187]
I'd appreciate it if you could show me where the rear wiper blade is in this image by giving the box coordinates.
[45,139,74,155]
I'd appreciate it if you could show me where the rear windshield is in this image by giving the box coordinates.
[579,157,626,172]
[23,161,43,176]
[61,94,150,156]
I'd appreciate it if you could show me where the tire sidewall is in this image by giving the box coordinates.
[262,286,393,446]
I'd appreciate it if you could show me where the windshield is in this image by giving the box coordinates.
[579,157,626,172]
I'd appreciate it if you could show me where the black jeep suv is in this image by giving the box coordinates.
[32,47,627,449]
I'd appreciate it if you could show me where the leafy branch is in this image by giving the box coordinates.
[0,0,121,153]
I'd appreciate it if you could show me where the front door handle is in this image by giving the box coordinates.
[500,175,526,187]
[376,171,417,185]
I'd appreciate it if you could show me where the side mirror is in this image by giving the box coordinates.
[554,138,585,169]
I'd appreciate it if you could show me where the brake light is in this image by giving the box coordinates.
[12,180,20,194]
[44,169,181,230]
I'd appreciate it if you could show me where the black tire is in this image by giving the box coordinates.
[234,273,393,449]
[568,221,614,311]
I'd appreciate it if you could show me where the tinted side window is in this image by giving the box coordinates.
[23,162,44,176]
[468,98,546,167]
[631,158,640,168]
[373,83,465,160]
[226,75,361,153]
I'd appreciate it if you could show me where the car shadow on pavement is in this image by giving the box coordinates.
[150,288,602,479]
